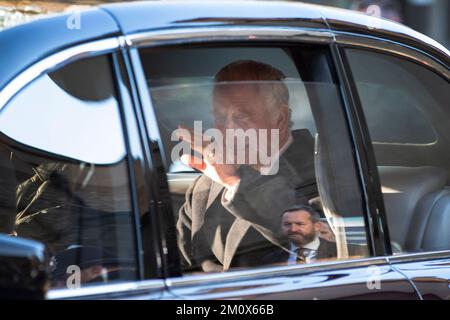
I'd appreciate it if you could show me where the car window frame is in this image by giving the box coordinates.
[111,50,164,281]
[127,26,389,282]
[336,31,450,264]
[0,37,167,299]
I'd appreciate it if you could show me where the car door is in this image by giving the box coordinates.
[339,33,450,300]
[128,26,419,299]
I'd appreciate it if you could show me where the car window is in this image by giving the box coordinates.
[346,48,450,254]
[0,55,138,289]
[139,45,370,274]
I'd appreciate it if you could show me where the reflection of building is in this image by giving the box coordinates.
[404,0,449,50]
[301,0,450,49]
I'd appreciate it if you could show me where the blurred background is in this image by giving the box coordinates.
[0,0,449,49]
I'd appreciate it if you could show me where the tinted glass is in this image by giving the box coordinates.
[0,55,137,288]
[346,48,450,254]
[140,46,370,274]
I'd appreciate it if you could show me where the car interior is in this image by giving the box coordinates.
[346,48,450,254]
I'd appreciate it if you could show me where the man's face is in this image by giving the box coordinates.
[281,210,320,247]
[213,84,279,132]
[212,84,288,164]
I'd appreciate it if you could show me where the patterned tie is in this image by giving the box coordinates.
[296,248,317,263]
[296,248,310,263]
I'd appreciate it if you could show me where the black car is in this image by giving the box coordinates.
[0,1,449,300]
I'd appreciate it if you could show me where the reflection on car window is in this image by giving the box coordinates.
[0,55,137,289]
[353,83,436,145]
[346,50,437,145]
[0,56,126,165]
[347,48,450,255]
[140,47,370,274]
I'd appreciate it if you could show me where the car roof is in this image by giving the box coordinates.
[0,7,119,91]
[0,1,448,93]
[101,1,449,58]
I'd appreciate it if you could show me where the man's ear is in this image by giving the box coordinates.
[276,104,290,129]
[314,221,322,233]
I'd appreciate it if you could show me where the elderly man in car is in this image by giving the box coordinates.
[176,60,317,272]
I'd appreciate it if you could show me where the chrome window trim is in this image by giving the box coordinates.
[46,279,166,300]
[166,256,388,288]
[125,26,334,48]
[387,250,450,264]
[334,31,450,81]
[46,251,450,298]
[0,38,120,110]
[168,253,450,293]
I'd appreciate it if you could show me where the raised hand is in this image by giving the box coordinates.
[176,125,241,188]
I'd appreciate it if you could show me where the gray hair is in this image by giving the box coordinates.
[213,60,292,126]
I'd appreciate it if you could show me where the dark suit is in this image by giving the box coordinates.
[263,239,366,265]
[177,129,317,272]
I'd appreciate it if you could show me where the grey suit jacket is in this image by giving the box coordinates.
[177,129,317,272]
